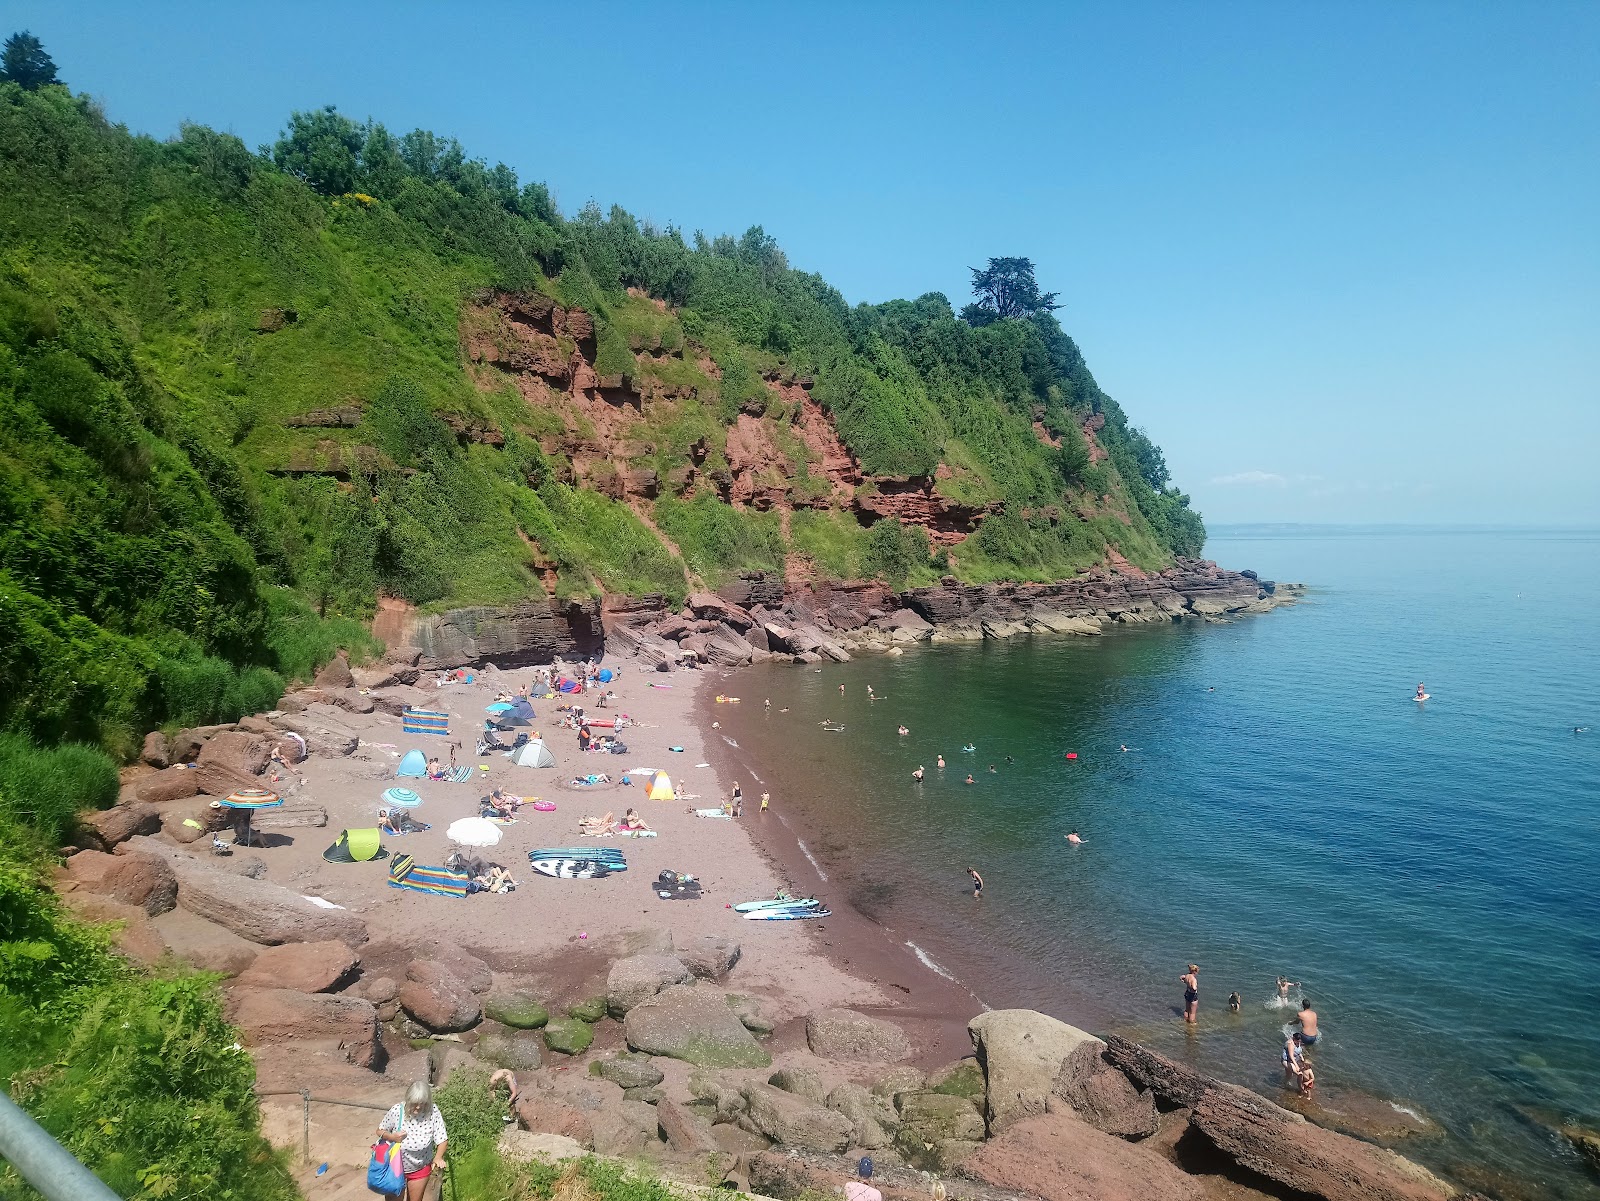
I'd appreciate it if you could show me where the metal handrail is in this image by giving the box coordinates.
[0,1090,122,1201]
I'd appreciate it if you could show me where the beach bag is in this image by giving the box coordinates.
[367,1118,403,1194]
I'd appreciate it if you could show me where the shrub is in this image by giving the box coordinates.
[862,519,932,589]
[0,733,119,846]
[653,495,784,588]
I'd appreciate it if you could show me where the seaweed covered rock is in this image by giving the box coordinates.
[484,991,549,1029]
[543,1017,594,1056]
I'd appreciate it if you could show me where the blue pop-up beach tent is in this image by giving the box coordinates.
[396,749,428,778]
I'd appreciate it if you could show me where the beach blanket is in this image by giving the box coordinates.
[402,708,450,736]
[387,862,470,899]
[693,808,732,819]
[443,765,475,783]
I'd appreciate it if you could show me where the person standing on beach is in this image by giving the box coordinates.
[760,792,769,814]
[1180,964,1200,1023]
[731,783,743,817]
[844,1157,881,1201]
[967,867,983,898]
[1296,999,1320,1045]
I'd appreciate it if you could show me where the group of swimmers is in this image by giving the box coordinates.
[1192,968,1322,1094]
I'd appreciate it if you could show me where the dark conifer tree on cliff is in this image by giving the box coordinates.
[0,31,61,91]
[961,256,1061,326]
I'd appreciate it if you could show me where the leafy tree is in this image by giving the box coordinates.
[961,256,1060,326]
[863,519,931,588]
[356,120,406,198]
[0,31,60,90]
[271,105,362,195]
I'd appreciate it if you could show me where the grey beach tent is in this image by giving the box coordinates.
[508,739,555,768]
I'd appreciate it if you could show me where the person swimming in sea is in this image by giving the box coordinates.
[912,765,924,782]
[988,763,997,773]
[964,773,975,785]
[1228,991,1242,1013]
[1276,976,1298,1003]
[1180,964,1200,1023]
[936,755,946,769]
[1120,744,1129,752]
[898,725,909,736]
[1065,831,1084,845]
[967,867,983,898]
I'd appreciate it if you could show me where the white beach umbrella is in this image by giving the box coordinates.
[446,816,504,848]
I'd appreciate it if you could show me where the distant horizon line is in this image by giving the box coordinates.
[1208,521,1600,533]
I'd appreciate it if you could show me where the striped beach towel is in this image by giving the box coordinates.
[402,708,450,736]
[444,765,475,783]
[387,863,469,899]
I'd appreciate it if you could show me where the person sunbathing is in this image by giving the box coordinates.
[475,865,517,894]
[481,790,520,819]
[618,808,652,832]
[577,811,615,835]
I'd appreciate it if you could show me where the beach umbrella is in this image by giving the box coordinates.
[446,816,504,848]
[217,787,282,848]
[485,702,515,713]
[382,787,423,808]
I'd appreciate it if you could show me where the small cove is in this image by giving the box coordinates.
[716,525,1600,1198]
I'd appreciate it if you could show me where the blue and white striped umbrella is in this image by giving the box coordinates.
[381,787,423,808]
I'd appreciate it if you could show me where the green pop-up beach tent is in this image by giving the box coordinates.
[322,827,388,863]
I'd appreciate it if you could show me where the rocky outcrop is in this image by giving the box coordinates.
[126,837,368,948]
[657,1098,718,1154]
[135,766,202,804]
[806,1008,910,1062]
[1050,1041,1157,1138]
[595,1052,664,1090]
[77,803,161,850]
[1189,1087,1454,1201]
[1101,1035,1215,1107]
[396,596,601,669]
[969,1010,1101,1134]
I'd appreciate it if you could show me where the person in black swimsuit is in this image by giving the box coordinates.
[1180,964,1200,1023]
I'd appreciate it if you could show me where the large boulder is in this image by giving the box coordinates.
[78,803,161,850]
[767,1067,826,1105]
[236,941,360,993]
[159,799,222,844]
[140,731,170,768]
[313,650,355,690]
[896,1091,986,1149]
[542,1018,594,1055]
[741,1083,854,1152]
[1190,1088,1453,1201]
[477,1029,545,1072]
[595,1052,664,1090]
[512,1093,594,1149]
[484,991,549,1029]
[656,1098,718,1154]
[687,592,756,631]
[152,908,259,976]
[229,987,381,1068]
[806,1008,910,1062]
[60,849,177,916]
[607,953,692,1017]
[624,983,771,1068]
[826,1082,897,1150]
[409,942,492,994]
[1051,1040,1157,1138]
[675,933,741,982]
[126,837,368,947]
[961,1110,1200,1201]
[968,1009,1100,1134]
[193,729,270,797]
[135,767,202,805]
[400,960,483,1032]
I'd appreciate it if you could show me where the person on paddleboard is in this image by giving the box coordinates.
[1415,682,1428,700]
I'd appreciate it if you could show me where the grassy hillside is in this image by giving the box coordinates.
[0,82,1203,759]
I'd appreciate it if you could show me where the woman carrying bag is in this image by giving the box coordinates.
[374,1081,449,1198]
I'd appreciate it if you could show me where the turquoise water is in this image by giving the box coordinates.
[726,527,1600,1197]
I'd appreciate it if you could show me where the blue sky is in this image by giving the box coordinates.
[14,1,1599,524]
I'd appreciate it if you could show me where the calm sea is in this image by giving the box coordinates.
[722,526,1600,1198]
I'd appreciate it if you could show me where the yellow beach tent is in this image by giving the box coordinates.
[647,771,676,801]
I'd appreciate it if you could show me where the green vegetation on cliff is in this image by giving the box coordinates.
[0,67,1202,759]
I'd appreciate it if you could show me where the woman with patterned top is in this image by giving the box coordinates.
[376,1080,449,1198]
